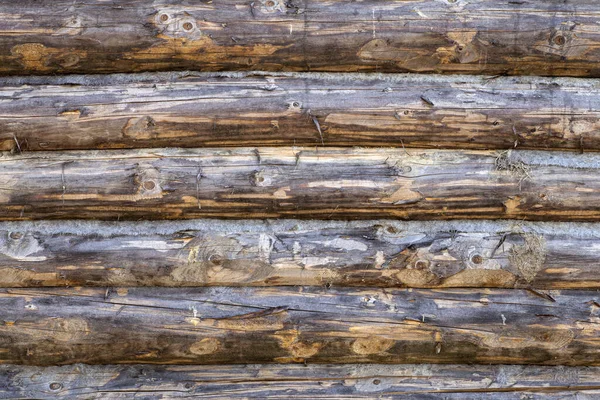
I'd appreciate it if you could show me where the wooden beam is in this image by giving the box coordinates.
[0,220,599,289]
[2,73,600,152]
[3,363,600,399]
[2,147,600,221]
[1,287,600,366]
[1,1,600,76]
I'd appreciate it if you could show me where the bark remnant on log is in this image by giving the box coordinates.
[1,287,600,366]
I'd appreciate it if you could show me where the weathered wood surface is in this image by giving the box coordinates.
[3,72,600,152]
[1,220,599,289]
[2,286,600,366]
[2,148,600,221]
[2,1,600,76]
[2,364,600,399]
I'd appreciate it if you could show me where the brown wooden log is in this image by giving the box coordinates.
[1,287,599,366]
[1,147,600,221]
[2,363,600,399]
[0,220,598,289]
[1,1,600,76]
[2,73,600,152]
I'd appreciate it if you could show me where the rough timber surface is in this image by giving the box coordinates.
[1,220,600,289]
[2,148,600,221]
[2,364,600,399]
[4,72,600,152]
[2,287,600,366]
[2,1,600,76]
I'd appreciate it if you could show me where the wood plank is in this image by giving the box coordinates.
[0,220,599,289]
[1,287,600,366]
[1,1,600,76]
[2,147,600,221]
[3,364,600,399]
[3,72,600,152]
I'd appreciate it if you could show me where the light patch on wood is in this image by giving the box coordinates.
[351,336,395,355]
[0,268,55,286]
[381,180,424,205]
[275,329,322,361]
[189,337,220,355]
[322,238,368,252]
[481,329,573,350]
[11,43,86,71]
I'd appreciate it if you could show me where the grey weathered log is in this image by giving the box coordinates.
[1,1,600,76]
[0,219,598,289]
[1,147,600,221]
[2,364,600,399]
[1,72,600,152]
[1,286,599,366]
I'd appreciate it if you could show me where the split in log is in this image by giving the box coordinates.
[2,72,600,152]
[1,286,600,366]
[2,148,600,221]
[2,363,600,399]
[2,1,600,76]
[0,220,599,289]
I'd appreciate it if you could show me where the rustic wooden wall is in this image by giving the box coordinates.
[2,73,600,152]
[2,0,600,76]
[2,0,600,396]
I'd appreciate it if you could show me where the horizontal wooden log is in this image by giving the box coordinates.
[2,148,600,221]
[1,220,600,289]
[3,364,600,399]
[3,72,600,152]
[2,287,600,366]
[2,1,600,76]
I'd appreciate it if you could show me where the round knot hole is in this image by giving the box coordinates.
[471,254,484,265]
[9,232,23,240]
[49,382,63,391]
[183,22,194,31]
[143,181,156,191]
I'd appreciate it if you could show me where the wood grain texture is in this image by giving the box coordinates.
[2,0,600,76]
[1,286,600,366]
[3,363,600,399]
[2,147,600,221]
[0,220,599,289]
[3,72,600,152]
